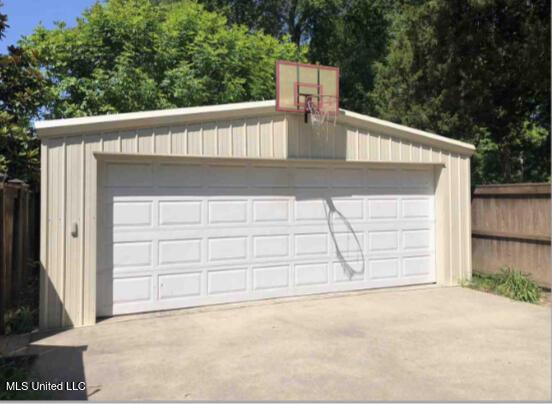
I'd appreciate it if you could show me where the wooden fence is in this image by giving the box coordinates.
[0,181,39,335]
[472,183,551,288]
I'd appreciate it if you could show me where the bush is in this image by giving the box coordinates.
[5,306,36,335]
[466,267,541,304]
[495,267,541,303]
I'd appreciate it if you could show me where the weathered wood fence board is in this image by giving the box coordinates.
[0,181,39,335]
[472,183,551,288]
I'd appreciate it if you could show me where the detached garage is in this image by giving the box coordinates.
[36,100,475,329]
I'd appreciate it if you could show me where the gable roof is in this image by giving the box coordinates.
[35,100,475,156]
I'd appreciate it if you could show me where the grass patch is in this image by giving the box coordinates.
[464,267,541,303]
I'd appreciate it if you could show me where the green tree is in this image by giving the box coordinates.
[372,0,550,184]
[196,0,396,114]
[0,3,48,184]
[23,0,302,119]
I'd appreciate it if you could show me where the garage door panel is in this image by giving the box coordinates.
[402,229,432,250]
[207,268,248,294]
[110,201,153,228]
[208,236,248,261]
[253,235,290,258]
[208,200,248,224]
[295,199,327,221]
[113,241,153,269]
[158,239,202,265]
[369,258,399,279]
[112,276,152,303]
[158,272,202,300]
[332,198,364,220]
[403,255,433,277]
[253,265,290,291]
[295,262,329,287]
[402,198,433,219]
[368,199,399,219]
[159,200,202,226]
[332,232,364,256]
[368,230,399,252]
[333,260,365,282]
[102,161,436,316]
[252,199,290,223]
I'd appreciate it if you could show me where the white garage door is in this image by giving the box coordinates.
[97,159,435,316]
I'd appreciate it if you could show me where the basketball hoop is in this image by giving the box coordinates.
[303,94,337,128]
[275,60,340,133]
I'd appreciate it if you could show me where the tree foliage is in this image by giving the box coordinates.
[0,3,48,184]
[372,0,550,183]
[197,0,395,114]
[23,0,302,119]
[5,0,551,185]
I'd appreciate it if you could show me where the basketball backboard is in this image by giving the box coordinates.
[276,60,339,118]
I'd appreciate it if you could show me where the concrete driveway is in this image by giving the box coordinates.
[29,286,550,401]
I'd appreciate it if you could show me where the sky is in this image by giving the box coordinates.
[1,0,100,51]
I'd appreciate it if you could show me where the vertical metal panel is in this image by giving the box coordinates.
[246,119,260,158]
[449,154,461,281]
[346,127,358,161]
[390,137,401,161]
[259,118,272,158]
[186,125,202,155]
[217,123,232,157]
[333,124,347,159]
[120,130,136,153]
[232,122,246,157]
[102,133,120,153]
[137,128,154,153]
[381,136,392,161]
[154,127,170,154]
[46,139,64,327]
[401,141,411,162]
[39,142,49,329]
[368,133,379,161]
[202,123,217,156]
[358,130,368,161]
[82,135,101,326]
[273,117,286,158]
[63,136,83,327]
[462,157,472,280]
[286,114,299,158]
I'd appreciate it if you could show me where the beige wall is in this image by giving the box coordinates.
[40,111,472,330]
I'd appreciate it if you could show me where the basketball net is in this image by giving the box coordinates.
[305,95,337,138]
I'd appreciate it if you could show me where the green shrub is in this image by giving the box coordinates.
[495,267,541,303]
[5,306,36,335]
[466,267,541,304]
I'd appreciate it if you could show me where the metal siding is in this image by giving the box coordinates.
[40,113,471,329]
[154,127,170,154]
[46,139,64,327]
[217,123,232,157]
[63,137,83,327]
[82,135,101,326]
[39,142,49,329]
[119,130,136,153]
